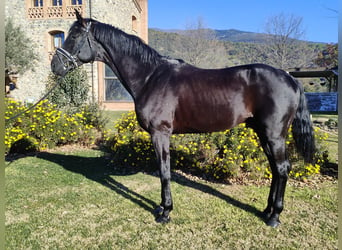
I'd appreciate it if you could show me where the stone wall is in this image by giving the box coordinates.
[5,0,147,107]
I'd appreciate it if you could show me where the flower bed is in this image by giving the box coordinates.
[5,98,98,153]
[107,111,328,181]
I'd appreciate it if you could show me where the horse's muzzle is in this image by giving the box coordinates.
[51,54,68,77]
[51,48,79,76]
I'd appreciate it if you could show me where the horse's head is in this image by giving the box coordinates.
[51,11,96,76]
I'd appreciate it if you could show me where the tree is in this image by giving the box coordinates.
[175,17,228,68]
[238,43,268,65]
[315,43,338,68]
[5,18,38,75]
[262,13,316,69]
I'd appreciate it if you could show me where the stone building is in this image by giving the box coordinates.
[5,0,148,110]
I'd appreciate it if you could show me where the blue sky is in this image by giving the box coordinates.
[148,0,338,43]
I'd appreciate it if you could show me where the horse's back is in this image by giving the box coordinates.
[137,63,301,134]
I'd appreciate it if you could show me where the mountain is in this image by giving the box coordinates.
[149,28,327,44]
[149,28,271,44]
[214,29,270,43]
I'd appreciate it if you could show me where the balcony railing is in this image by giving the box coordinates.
[28,4,84,19]
[66,5,83,18]
[47,6,63,18]
[28,7,44,19]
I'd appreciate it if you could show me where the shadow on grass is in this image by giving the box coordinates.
[36,151,158,216]
[171,172,264,219]
[32,151,264,223]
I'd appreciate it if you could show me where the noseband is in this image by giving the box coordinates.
[56,47,79,70]
[55,22,93,71]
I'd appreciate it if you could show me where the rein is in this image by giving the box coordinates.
[5,76,63,122]
[55,22,93,72]
[6,23,93,123]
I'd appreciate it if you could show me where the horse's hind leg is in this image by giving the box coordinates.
[254,126,291,227]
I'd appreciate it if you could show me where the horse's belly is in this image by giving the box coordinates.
[173,105,249,134]
[171,81,253,133]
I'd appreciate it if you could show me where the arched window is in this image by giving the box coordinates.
[50,31,65,50]
[48,30,65,59]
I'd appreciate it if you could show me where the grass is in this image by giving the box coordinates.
[5,148,337,249]
[102,110,127,130]
[325,132,338,163]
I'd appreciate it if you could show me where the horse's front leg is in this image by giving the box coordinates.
[151,130,172,223]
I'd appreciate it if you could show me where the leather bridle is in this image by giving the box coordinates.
[6,22,94,123]
[55,21,93,72]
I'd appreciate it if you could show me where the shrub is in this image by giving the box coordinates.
[82,102,109,131]
[9,137,38,154]
[107,111,328,182]
[5,98,100,154]
[45,67,108,136]
[45,67,89,113]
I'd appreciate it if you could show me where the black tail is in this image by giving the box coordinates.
[292,82,315,163]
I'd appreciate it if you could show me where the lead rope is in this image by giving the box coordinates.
[6,22,92,123]
[5,76,63,123]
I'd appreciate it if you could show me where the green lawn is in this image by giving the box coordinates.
[5,148,337,249]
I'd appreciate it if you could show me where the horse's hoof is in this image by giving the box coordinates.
[266,218,281,228]
[156,215,171,223]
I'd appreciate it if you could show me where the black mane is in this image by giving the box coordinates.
[89,19,163,65]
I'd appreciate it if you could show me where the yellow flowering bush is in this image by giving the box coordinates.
[108,111,328,181]
[5,98,98,153]
[286,126,327,180]
[108,111,155,169]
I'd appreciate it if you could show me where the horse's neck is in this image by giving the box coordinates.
[96,31,161,100]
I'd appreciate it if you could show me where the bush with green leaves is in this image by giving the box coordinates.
[46,67,90,112]
[45,67,109,132]
[107,111,327,182]
[5,98,100,154]
[5,18,38,74]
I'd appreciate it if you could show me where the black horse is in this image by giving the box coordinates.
[51,11,314,228]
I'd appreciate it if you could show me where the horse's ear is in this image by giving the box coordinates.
[75,10,88,29]
[75,10,83,24]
